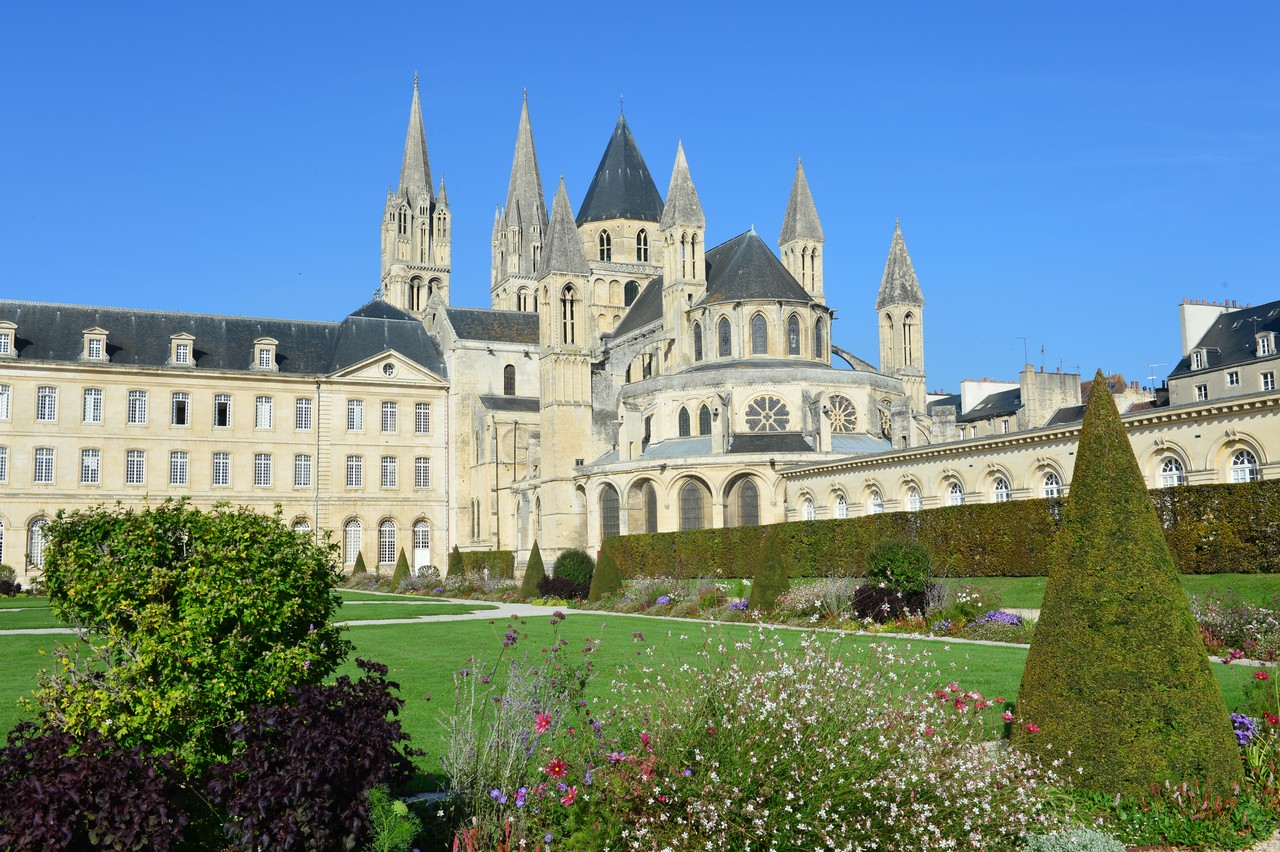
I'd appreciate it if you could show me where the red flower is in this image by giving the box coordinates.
[543,757,568,779]
[1024,723,1040,734]
[1255,670,1271,681]
[640,731,653,752]
[1002,711,1014,723]
[1266,713,1279,726]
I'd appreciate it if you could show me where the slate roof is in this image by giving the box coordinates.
[832,434,893,454]
[576,115,663,226]
[728,433,814,453]
[658,141,705,230]
[542,177,590,275]
[701,231,814,305]
[778,159,824,243]
[0,299,446,376]
[610,278,662,337]
[956,387,1021,423]
[876,220,924,310]
[684,357,832,374]
[640,436,712,459]
[1168,299,1280,377]
[927,393,961,414]
[1045,405,1086,426]
[479,394,540,413]
[444,307,540,345]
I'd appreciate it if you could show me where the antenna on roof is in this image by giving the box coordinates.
[619,94,624,115]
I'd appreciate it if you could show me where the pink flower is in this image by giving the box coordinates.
[994,697,1006,704]
[560,785,577,806]
[1266,713,1279,726]
[1002,711,1014,722]
[543,757,568,779]
[1255,670,1271,681]
[640,731,653,752]
[923,725,934,736]
[534,712,552,734]
[1024,723,1040,734]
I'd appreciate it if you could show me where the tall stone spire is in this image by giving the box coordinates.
[877,220,924,310]
[541,178,590,276]
[502,92,548,242]
[779,159,824,243]
[492,92,548,299]
[659,142,705,231]
[397,75,433,211]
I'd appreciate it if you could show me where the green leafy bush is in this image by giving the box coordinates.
[549,549,594,600]
[460,550,515,579]
[1024,827,1125,852]
[519,542,545,599]
[448,545,463,578]
[866,538,932,594]
[0,564,20,596]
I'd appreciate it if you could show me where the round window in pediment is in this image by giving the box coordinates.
[382,362,396,377]
[745,395,790,432]
[827,395,857,433]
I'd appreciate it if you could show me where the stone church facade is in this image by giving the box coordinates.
[1,80,1277,578]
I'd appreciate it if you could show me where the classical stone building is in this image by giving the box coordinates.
[2,80,1277,578]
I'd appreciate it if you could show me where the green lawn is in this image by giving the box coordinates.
[336,602,498,621]
[0,607,64,629]
[940,573,1278,609]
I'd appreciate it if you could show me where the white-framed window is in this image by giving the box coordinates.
[169,451,188,486]
[171,392,190,426]
[214,394,232,428]
[257,347,273,369]
[0,332,11,355]
[415,402,430,434]
[1000,419,1010,434]
[834,493,848,519]
[1230,449,1260,483]
[1260,335,1274,357]
[380,455,397,488]
[34,448,54,483]
[347,399,364,431]
[127,390,148,424]
[1264,372,1276,392]
[255,395,273,429]
[212,452,230,486]
[253,453,272,487]
[379,520,397,565]
[125,449,145,485]
[1042,471,1062,498]
[295,398,312,430]
[906,486,922,512]
[381,401,397,433]
[343,519,362,565]
[1192,350,1204,370]
[0,384,9,420]
[346,455,363,487]
[868,490,884,515]
[801,497,815,521]
[947,481,964,506]
[37,386,57,421]
[413,520,430,560]
[294,454,311,487]
[87,338,103,360]
[1195,384,1208,402]
[414,456,430,488]
[82,388,102,423]
[0,446,7,482]
[28,519,50,569]
[1227,370,1241,387]
[993,477,1011,503]
[1160,457,1186,488]
[293,518,311,533]
[80,448,100,484]
[174,342,191,364]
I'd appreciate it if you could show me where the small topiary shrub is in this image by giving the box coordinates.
[519,542,545,599]
[1024,827,1126,852]
[588,542,622,602]
[390,549,410,588]
[866,538,932,595]
[352,551,369,576]
[447,545,463,579]
[550,549,595,600]
[0,564,20,596]
[747,530,789,612]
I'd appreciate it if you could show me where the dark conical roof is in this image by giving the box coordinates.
[702,231,813,305]
[576,115,663,226]
[397,77,433,211]
[779,159,824,243]
[875,220,924,310]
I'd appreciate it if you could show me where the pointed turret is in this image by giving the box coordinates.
[659,142,705,231]
[779,159,825,299]
[876,219,926,409]
[541,178,590,276]
[492,93,548,304]
[502,92,548,237]
[657,143,707,359]
[876,219,924,310]
[577,115,664,226]
[397,76,433,212]
[437,176,449,207]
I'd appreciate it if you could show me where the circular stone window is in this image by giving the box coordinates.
[827,395,857,433]
[745,395,790,432]
[382,362,396,377]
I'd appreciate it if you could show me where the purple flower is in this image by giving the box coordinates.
[632,631,646,642]
[503,629,520,647]
[656,595,671,606]
[1233,712,1258,746]
[975,610,1023,626]
[545,833,554,843]
[515,786,527,807]
[728,600,749,612]
[931,619,952,633]
[553,611,567,619]
[682,768,693,776]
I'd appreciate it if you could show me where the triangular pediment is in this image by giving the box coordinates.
[329,348,447,385]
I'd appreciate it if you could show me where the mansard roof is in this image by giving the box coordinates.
[956,387,1022,423]
[576,115,663,226]
[0,299,446,376]
[1167,297,1280,378]
[445,307,540,345]
[701,231,813,305]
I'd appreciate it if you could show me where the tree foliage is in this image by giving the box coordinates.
[1013,371,1242,795]
[866,538,932,594]
[35,500,351,775]
[520,541,546,599]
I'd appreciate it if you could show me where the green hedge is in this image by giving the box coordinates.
[607,480,1280,579]
[458,550,515,580]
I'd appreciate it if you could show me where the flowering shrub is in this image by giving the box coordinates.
[727,600,749,612]
[1191,592,1280,662]
[772,576,860,621]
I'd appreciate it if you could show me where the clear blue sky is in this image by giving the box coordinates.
[3,2,1277,393]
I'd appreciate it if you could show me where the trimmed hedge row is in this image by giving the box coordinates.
[606,479,1280,579]
[458,550,515,579]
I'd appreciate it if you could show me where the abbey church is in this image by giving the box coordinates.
[2,81,1277,577]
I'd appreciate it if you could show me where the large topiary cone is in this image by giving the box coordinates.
[589,541,623,602]
[747,529,789,612]
[520,541,546,599]
[391,548,410,587]
[447,545,463,579]
[1012,370,1242,795]
[351,551,368,576]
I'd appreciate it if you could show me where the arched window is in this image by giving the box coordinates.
[27,518,49,570]
[1042,472,1062,498]
[802,497,816,521]
[906,486,922,512]
[883,313,894,360]
[624,280,640,306]
[903,313,915,366]
[292,518,311,533]
[643,482,658,533]
[947,481,964,506]
[503,364,516,396]
[635,231,649,262]
[834,493,848,519]
[1230,449,1260,483]
[690,234,699,277]
[787,314,800,355]
[560,285,577,344]
[693,322,703,361]
[379,520,396,565]
[678,406,691,437]
[598,230,611,261]
[343,519,362,566]
[738,479,760,527]
[679,481,705,531]
[600,484,620,540]
[868,490,884,514]
[517,288,529,312]
[813,318,825,360]
[698,404,712,435]
[413,520,431,567]
[993,477,1011,503]
[642,415,652,448]
[1160,457,1186,488]
[718,317,732,357]
[750,314,768,355]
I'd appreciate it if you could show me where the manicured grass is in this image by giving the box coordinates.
[0,596,56,609]
[336,603,498,621]
[0,607,64,630]
[939,574,1278,610]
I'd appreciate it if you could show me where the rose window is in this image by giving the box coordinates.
[745,395,790,432]
[827,395,857,433]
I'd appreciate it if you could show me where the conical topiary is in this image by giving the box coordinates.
[391,548,410,587]
[1012,370,1242,795]
[448,545,463,579]
[588,541,622,602]
[351,551,368,576]
[747,529,789,612]
[520,541,545,599]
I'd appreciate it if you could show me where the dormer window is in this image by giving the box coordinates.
[1191,349,1207,370]
[169,333,195,367]
[1258,332,1275,357]
[253,337,279,371]
[0,321,16,358]
[81,327,109,362]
